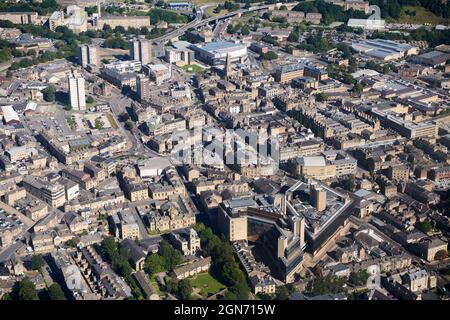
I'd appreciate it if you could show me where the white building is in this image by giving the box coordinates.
[68,74,86,111]
[137,157,171,178]
[347,18,386,30]
[191,40,248,66]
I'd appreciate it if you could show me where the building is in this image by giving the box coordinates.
[275,63,304,83]
[95,16,151,31]
[285,180,353,255]
[110,210,141,240]
[171,257,211,280]
[49,6,88,33]
[351,39,419,61]
[1,105,20,125]
[347,18,386,30]
[388,164,410,182]
[190,41,247,67]
[23,176,66,208]
[373,111,437,140]
[130,39,151,65]
[413,51,450,68]
[290,156,336,180]
[77,44,98,67]
[68,74,86,111]
[0,12,39,25]
[428,167,450,182]
[145,64,169,84]
[168,228,201,256]
[136,74,150,101]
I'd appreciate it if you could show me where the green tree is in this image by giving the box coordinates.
[352,82,363,95]
[86,96,94,104]
[158,240,183,270]
[240,25,250,36]
[418,220,433,233]
[65,239,77,248]
[315,92,328,102]
[94,119,103,129]
[47,283,66,300]
[18,277,39,300]
[263,51,278,61]
[276,286,290,300]
[348,270,370,287]
[177,279,192,300]
[125,120,134,130]
[42,84,56,102]
[144,254,165,275]
[31,254,45,271]
[288,31,299,43]
[312,274,346,295]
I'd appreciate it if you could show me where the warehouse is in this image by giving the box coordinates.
[351,39,419,61]
[1,105,20,125]
[413,51,450,68]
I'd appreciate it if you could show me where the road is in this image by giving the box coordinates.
[151,3,277,46]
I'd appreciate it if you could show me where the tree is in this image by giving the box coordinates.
[352,82,363,95]
[315,92,328,102]
[144,254,165,275]
[86,96,94,104]
[47,283,66,300]
[65,239,77,248]
[27,49,37,57]
[287,31,299,43]
[417,220,433,233]
[94,119,103,129]
[348,270,370,287]
[125,120,134,130]
[31,254,45,271]
[240,25,250,36]
[158,240,183,270]
[276,286,290,300]
[434,250,448,261]
[177,279,192,300]
[42,84,56,102]
[312,274,346,296]
[18,277,39,300]
[263,51,278,61]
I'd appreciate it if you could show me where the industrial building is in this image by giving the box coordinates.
[351,39,419,61]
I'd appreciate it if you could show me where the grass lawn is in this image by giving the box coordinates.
[389,6,449,25]
[149,275,165,298]
[190,273,225,298]
[182,64,205,73]
[106,113,118,129]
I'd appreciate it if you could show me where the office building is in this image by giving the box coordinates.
[23,176,66,208]
[136,74,150,101]
[68,74,86,111]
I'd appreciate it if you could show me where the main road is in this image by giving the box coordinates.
[151,3,281,46]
